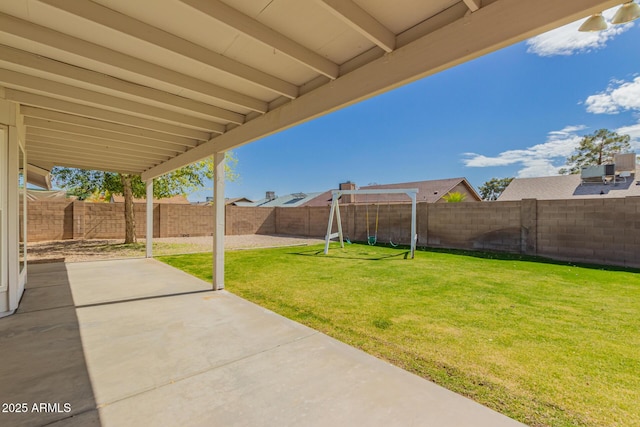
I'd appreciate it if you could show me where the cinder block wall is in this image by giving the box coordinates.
[537,197,640,267]
[27,201,74,241]
[83,203,157,239]
[26,198,640,268]
[426,201,521,251]
[158,204,213,237]
[226,206,276,235]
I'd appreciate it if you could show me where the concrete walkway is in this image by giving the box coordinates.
[0,259,526,427]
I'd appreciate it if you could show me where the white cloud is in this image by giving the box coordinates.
[463,74,640,178]
[462,126,585,177]
[616,123,640,149]
[526,8,634,57]
[587,76,640,149]
[585,77,640,114]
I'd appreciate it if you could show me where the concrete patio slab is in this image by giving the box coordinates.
[2,259,527,427]
[64,258,212,306]
[75,291,316,405]
[95,298,521,427]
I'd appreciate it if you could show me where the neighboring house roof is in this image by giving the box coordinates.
[225,197,253,205]
[110,194,190,204]
[241,192,324,208]
[303,178,481,207]
[498,174,640,201]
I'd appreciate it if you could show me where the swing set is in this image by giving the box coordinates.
[324,188,419,258]
[365,199,400,247]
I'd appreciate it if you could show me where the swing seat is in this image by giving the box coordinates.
[368,236,377,245]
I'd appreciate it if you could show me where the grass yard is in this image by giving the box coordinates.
[159,244,640,427]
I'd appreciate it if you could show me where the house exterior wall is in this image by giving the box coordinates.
[434,183,480,203]
[451,182,481,202]
[25,197,640,268]
[1,98,26,317]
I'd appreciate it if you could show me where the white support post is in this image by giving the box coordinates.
[145,179,153,258]
[213,152,225,290]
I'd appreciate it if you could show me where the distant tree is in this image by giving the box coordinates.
[442,191,466,203]
[559,129,631,174]
[479,177,514,201]
[52,152,238,244]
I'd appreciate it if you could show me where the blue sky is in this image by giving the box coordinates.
[200,8,640,201]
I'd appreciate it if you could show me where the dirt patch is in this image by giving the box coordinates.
[28,235,326,263]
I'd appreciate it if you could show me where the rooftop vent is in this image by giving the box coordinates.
[265,191,276,201]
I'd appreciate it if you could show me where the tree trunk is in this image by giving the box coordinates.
[121,174,137,244]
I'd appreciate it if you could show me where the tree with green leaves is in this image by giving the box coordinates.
[52,152,238,244]
[442,191,466,203]
[479,177,514,201]
[559,129,631,175]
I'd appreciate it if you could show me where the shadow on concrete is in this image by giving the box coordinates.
[0,262,101,427]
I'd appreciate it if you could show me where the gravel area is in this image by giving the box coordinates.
[27,235,326,263]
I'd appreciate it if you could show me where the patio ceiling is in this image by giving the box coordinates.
[0,0,621,179]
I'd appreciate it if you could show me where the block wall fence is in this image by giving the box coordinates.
[27,198,640,268]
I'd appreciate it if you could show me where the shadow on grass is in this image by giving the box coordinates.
[295,241,640,272]
[291,245,411,261]
[416,246,640,273]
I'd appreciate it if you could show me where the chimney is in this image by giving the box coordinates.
[265,191,276,201]
[339,181,356,204]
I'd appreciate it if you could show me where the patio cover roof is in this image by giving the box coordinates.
[0,0,620,178]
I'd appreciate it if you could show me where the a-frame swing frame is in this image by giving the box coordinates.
[324,188,419,259]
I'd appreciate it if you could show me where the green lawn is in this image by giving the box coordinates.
[159,244,640,427]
